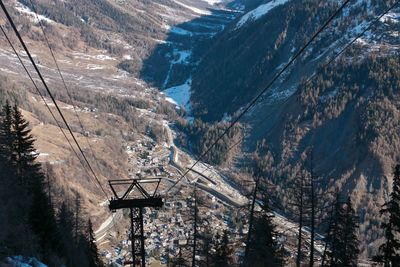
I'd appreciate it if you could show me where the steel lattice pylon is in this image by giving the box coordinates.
[108,178,164,267]
[126,207,145,266]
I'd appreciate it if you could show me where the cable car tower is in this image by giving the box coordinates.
[109,178,164,267]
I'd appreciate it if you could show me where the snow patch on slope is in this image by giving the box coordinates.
[173,50,192,64]
[170,26,193,36]
[235,0,290,29]
[171,0,211,15]
[164,78,192,112]
[15,2,54,23]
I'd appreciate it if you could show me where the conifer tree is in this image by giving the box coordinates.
[75,195,83,244]
[245,193,284,267]
[0,103,100,265]
[57,201,89,267]
[0,103,61,262]
[10,104,40,187]
[87,219,104,267]
[58,202,76,266]
[0,101,14,185]
[287,170,307,267]
[0,100,13,190]
[0,101,25,256]
[29,179,61,260]
[341,197,360,266]
[321,190,339,267]
[327,196,359,267]
[377,165,400,266]
[327,193,343,266]
[0,100,13,163]
[9,104,61,260]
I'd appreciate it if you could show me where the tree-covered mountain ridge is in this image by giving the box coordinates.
[191,0,399,120]
[190,0,400,257]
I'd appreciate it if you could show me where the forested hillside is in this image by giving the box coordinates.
[191,0,398,121]
[250,54,400,257]
[176,118,242,165]
[189,0,400,258]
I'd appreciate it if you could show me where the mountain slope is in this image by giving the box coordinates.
[191,0,398,121]
[189,0,400,257]
[260,55,400,257]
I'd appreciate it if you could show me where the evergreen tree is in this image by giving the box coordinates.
[327,196,359,267]
[0,101,29,257]
[10,104,40,187]
[10,104,61,260]
[377,165,400,266]
[327,193,343,266]
[0,100,13,162]
[29,178,61,260]
[87,219,104,267]
[74,195,83,244]
[0,101,14,183]
[211,231,231,267]
[287,170,307,267]
[0,103,62,262]
[341,198,360,266]
[321,190,340,267]
[57,202,76,266]
[245,194,284,267]
[57,201,90,267]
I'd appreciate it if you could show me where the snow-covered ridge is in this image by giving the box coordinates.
[235,0,290,29]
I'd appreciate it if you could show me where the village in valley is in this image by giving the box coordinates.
[99,136,250,266]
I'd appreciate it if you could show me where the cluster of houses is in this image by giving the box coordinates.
[126,140,171,178]
[102,138,250,265]
[104,188,249,265]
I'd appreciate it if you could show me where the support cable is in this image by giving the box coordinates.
[235,0,400,156]
[166,0,351,194]
[0,24,97,188]
[0,0,109,200]
[27,0,105,178]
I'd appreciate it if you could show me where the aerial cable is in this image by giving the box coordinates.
[0,24,92,182]
[226,0,400,157]
[206,0,400,165]
[165,0,352,194]
[0,0,110,200]
[0,24,111,200]
[27,0,105,177]
[0,23,109,200]
[172,0,400,213]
